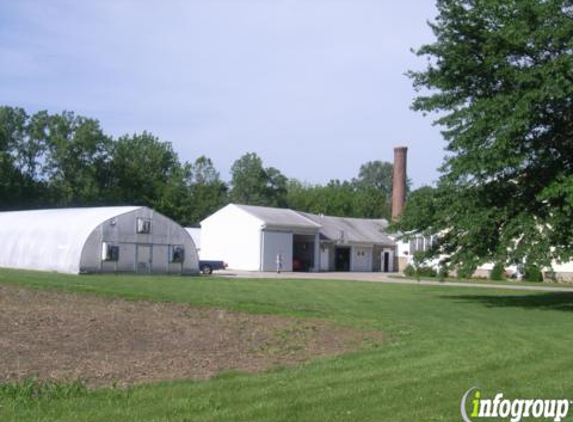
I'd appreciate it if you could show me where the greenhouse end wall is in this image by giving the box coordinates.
[80,208,199,275]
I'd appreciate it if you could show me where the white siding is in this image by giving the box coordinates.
[200,204,263,271]
[320,247,330,271]
[551,261,573,273]
[185,228,201,254]
[492,260,573,277]
[396,239,410,258]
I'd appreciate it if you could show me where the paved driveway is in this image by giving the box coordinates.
[215,270,573,292]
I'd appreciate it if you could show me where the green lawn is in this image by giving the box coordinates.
[1,268,572,422]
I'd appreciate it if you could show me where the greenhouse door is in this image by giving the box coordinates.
[136,245,152,274]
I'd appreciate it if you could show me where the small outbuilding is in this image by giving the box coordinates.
[200,204,396,272]
[200,204,321,272]
[300,212,396,273]
[0,206,199,275]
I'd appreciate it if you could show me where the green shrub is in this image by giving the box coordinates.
[417,266,437,278]
[456,267,474,279]
[524,265,543,282]
[490,263,505,281]
[403,264,437,278]
[404,264,416,277]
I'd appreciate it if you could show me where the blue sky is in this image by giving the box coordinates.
[0,0,444,187]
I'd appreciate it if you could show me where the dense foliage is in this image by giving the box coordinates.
[0,107,229,226]
[0,106,397,225]
[400,0,573,273]
[489,263,505,281]
[229,152,288,208]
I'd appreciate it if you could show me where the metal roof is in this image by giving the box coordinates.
[299,212,394,246]
[0,206,140,274]
[233,204,321,231]
[230,204,394,246]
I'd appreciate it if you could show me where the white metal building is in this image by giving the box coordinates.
[300,212,396,273]
[185,227,202,256]
[393,234,441,272]
[200,204,396,272]
[394,234,573,281]
[0,206,199,275]
[200,204,321,272]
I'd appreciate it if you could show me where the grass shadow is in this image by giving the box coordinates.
[442,292,573,312]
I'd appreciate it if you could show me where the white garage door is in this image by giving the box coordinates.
[352,246,372,272]
[261,231,293,272]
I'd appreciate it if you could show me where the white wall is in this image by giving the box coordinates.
[551,261,573,273]
[185,228,201,255]
[396,239,411,258]
[261,231,293,272]
[200,205,263,271]
[320,246,330,271]
[477,260,573,279]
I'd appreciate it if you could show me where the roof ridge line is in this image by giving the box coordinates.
[291,209,322,227]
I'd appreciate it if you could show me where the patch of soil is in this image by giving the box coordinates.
[0,284,383,386]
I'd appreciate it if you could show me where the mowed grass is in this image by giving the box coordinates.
[1,269,573,422]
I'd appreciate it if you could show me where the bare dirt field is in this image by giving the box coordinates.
[0,284,382,386]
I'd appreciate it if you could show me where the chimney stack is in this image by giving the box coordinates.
[392,146,408,221]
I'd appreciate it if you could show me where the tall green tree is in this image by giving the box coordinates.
[287,179,387,219]
[42,112,112,205]
[152,162,194,226]
[352,160,401,219]
[0,108,113,208]
[0,107,30,208]
[402,0,573,272]
[230,152,287,207]
[264,167,288,208]
[109,132,179,206]
[140,154,229,227]
[354,161,394,195]
[396,186,438,236]
[187,156,228,225]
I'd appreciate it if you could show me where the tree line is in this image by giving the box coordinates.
[0,106,400,226]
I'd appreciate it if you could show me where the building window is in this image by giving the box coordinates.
[409,239,416,255]
[137,217,151,234]
[169,246,185,263]
[427,236,436,249]
[409,236,434,254]
[102,242,119,261]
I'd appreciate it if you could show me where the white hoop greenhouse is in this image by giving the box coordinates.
[0,206,199,275]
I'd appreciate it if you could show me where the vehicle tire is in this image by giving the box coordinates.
[201,265,213,275]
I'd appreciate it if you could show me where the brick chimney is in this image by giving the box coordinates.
[392,146,408,221]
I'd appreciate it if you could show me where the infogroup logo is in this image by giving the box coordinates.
[461,387,571,422]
